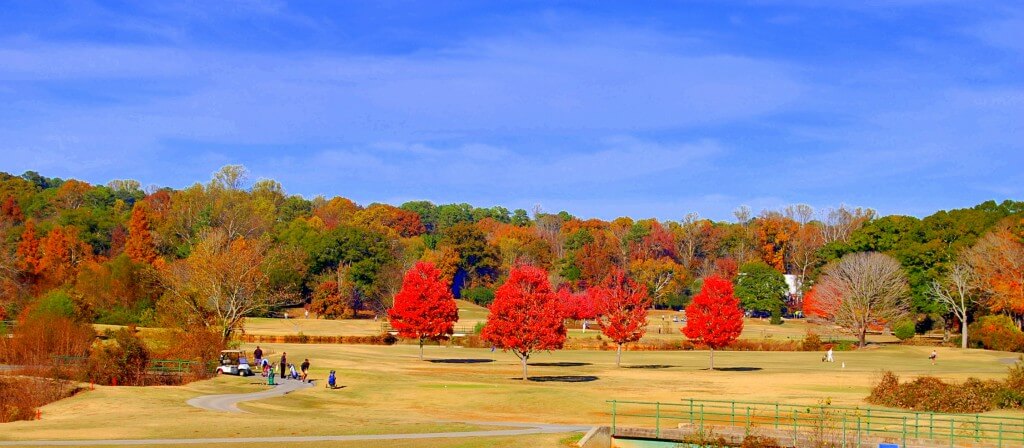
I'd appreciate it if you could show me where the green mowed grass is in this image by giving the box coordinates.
[6,342,1019,445]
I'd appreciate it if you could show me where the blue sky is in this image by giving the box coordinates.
[1,1,1021,221]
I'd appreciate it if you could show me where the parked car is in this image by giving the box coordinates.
[216,350,253,376]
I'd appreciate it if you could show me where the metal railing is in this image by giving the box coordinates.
[149,359,210,374]
[49,356,211,374]
[607,398,1024,447]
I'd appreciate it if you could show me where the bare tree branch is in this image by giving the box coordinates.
[815,252,910,347]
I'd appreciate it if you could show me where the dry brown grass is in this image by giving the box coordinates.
[2,342,1018,444]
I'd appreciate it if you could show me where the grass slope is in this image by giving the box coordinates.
[3,343,1017,446]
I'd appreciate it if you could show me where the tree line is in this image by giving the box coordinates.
[0,166,1021,345]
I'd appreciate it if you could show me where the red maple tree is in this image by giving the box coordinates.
[481,265,566,380]
[682,275,744,370]
[388,261,459,360]
[801,285,831,318]
[558,287,598,321]
[593,268,651,366]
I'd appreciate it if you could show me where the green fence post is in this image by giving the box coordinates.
[902,416,907,448]
[976,414,981,442]
[950,416,955,448]
[842,414,847,448]
[866,409,871,435]
[700,404,705,435]
[930,412,934,439]
[746,406,751,430]
[793,409,798,447]
[998,422,1003,448]
[868,407,876,435]
[857,417,861,448]
[656,402,661,438]
[611,400,616,435]
[689,398,694,425]
[731,400,736,426]
[775,403,780,430]
[915,412,920,439]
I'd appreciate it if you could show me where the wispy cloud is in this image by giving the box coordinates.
[0,2,1020,221]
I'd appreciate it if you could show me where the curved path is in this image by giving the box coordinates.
[185,378,313,413]
[0,422,591,446]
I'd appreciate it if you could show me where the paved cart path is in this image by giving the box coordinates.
[0,422,591,446]
[185,378,313,413]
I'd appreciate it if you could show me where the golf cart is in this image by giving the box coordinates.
[216,350,253,376]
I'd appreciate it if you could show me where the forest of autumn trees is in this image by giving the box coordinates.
[1,166,1023,343]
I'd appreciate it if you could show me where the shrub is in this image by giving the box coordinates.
[833,340,854,351]
[0,313,94,366]
[461,286,495,306]
[96,304,156,327]
[0,377,78,423]
[998,358,1024,408]
[741,435,782,448]
[868,366,1024,413]
[867,371,994,413]
[970,315,1024,351]
[155,325,224,379]
[801,331,823,351]
[238,333,397,345]
[87,328,150,386]
[893,320,916,341]
[31,290,77,319]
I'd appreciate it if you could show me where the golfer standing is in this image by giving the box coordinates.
[280,352,288,379]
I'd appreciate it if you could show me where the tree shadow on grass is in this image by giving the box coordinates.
[703,367,763,372]
[530,362,592,367]
[624,365,676,369]
[522,375,599,383]
[428,358,495,364]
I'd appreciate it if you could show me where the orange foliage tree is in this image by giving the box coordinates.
[37,226,93,290]
[16,220,41,275]
[313,196,361,229]
[967,222,1024,323]
[352,204,425,237]
[754,212,798,272]
[0,196,22,224]
[124,203,159,265]
[574,231,621,288]
[53,179,92,210]
[160,229,282,342]
[628,257,686,308]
